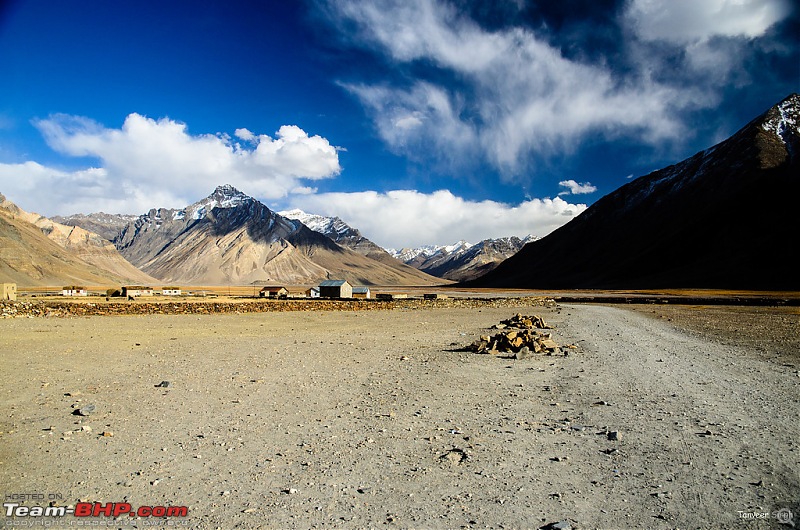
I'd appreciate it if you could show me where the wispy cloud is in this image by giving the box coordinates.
[289,189,586,249]
[623,0,794,91]
[0,113,341,215]
[325,0,793,177]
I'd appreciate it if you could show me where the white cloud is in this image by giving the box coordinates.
[330,0,690,175]
[558,179,597,195]
[289,188,587,248]
[0,113,341,215]
[625,0,791,43]
[329,0,792,176]
[234,128,256,142]
[624,0,792,88]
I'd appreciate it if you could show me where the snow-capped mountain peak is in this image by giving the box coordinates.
[279,209,357,238]
[762,93,799,144]
[384,235,537,281]
[186,184,252,220]
[385,241,473,262]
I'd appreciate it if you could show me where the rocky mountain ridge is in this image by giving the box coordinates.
[0,193,157,286]
[387,236,538,281]
[111,186,443,286]
[278,208,398,263]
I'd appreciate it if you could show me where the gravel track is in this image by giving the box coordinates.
[1,303,797,529]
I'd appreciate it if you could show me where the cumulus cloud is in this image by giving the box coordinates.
[0,113,341,215]
[558,180,597,196]
[289,188,587,249]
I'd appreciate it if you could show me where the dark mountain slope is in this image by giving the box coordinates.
[468,94,799,290]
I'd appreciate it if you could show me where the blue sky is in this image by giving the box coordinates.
[1,0,797,248]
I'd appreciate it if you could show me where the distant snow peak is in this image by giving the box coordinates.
[385,241,473,261]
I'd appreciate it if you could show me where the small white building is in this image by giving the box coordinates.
[306,287,320,298]
[62,286,87,297]
[2,283,17,301]
[162,287,182,296]
[352,286,371,299]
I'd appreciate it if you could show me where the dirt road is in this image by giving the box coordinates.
[1,303,797,529]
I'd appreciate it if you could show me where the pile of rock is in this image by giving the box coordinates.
[470,313,560,359]
[493,313,551,330]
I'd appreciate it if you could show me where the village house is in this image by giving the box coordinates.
[161,287,182,296]
[376,292,408,300]
[260,286,289,299]
[352,286,371,299]
[62,286,87,297]
[306,287,320,298]
[319,279,352,299]
[122,286,154,298]
[2,283,16,301]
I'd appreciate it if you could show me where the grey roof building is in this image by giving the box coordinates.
[319,279,352,298]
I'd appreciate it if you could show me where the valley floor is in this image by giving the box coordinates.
[0,303,797,529]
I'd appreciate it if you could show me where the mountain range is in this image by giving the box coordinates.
[0,194,157,286]
[5,94,797,290]
[76,185,442,286]
[468,93,800,290]
[386,237,538,281]
[280,210,537,281]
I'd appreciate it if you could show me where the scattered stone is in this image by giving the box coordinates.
[155,381,171,388]
[515,347,532,360]
[75,404,96,416]
[100,431,114,437]
[607,431,621,441]
[440,448,468,465]
[541,521,572,530]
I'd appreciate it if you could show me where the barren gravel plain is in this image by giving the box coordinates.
[1,300,798,530]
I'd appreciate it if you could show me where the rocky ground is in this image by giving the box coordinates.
[0,301,797,529]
